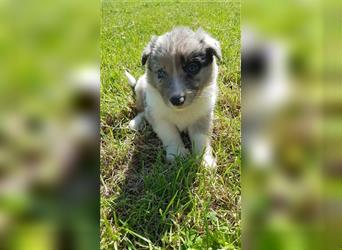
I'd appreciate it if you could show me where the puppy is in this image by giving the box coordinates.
[126,27,221,167]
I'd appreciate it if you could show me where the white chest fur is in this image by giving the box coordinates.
[144,80,217,131]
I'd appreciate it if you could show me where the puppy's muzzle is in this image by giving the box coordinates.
[170,95,185,106]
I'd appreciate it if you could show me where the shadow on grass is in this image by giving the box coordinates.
[112,126,200,248]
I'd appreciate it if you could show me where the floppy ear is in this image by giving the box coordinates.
[141,35,158,65]
[197,28,222,61]
[205,35,222,61]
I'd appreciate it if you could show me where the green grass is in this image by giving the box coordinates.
[100,1,241,249]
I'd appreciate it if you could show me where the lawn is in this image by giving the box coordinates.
[100,1,241,249]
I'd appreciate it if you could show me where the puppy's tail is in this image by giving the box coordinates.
[124,70,137,87]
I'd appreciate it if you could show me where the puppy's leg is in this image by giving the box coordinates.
[189,114,216,168]
[152,121,188,162]
[129,112,145,131]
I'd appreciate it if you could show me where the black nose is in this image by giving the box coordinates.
[170,95,185,106]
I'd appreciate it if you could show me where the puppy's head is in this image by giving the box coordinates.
[142,27,221,109]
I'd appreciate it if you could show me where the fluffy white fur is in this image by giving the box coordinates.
[126,61,218,167]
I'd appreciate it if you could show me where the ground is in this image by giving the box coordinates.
[100,1,241,249]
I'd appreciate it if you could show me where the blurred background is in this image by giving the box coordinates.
[242,0,342,249]
[0,0,99,249]
[1,0,341,249]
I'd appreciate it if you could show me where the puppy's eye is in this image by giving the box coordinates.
[185,62,201,74]
[157,69,167,79]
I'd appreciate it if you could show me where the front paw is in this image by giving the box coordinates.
[128,117,144,131]
[202,153,217,168]
[166,146,189,162]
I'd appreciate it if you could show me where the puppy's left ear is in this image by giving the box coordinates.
[205,35,222,61]
[141,35,158,65]
[197,28,222,61]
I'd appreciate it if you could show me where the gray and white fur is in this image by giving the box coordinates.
[125,27,221,167]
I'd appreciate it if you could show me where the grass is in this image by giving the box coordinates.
[100,1,241,249]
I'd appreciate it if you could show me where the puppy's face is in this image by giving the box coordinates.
[142,27,221,109]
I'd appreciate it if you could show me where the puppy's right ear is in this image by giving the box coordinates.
[141,35,157,66]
